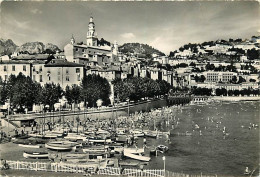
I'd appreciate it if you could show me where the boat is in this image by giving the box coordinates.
[106,143,124,153]
[19,144,42,148]
[45,141,79,151]
[64,133,87,141]
[44,132,63,139]
[123,151,150,162]
[185,131,192,136]
[157,145,168,153]
[124,147,144,154]
[82,145,108,153]
[49,152,89,161]
[130,130,145,137]
[23,151,48,159]
[143,130,158,138]
[244,167,251,175]
[87,136,112,144]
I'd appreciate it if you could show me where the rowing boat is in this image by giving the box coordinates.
[45,141,79,151]
[123,151,150,162]
[23,151,48,159]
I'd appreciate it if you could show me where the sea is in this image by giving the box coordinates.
[145,101,259,176]
[1,100,259,176]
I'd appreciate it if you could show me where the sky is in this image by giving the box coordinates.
[0,1,259,55]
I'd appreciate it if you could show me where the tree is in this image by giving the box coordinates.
[65,85,82,109]
[247,49,259,60]
[3,73,42,112]
[200,75,206,83]
[230,76,237,84]
[189,62,196,67]
[249,79,256,82]
[42,83,63,111]
[81,74,111,107]
[237,76,246,84]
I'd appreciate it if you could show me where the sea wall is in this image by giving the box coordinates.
[211,96,260,101]
[34,98,168,123]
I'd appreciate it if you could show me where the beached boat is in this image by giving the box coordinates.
[124,147,144,154]
[44,132,63,139]
[130,130,145,137]
[19,144,42,148]
[143,130,158,138]
[45,141,79,151]
[106,143,124,153]
[23,151,48,159]
[87,136,112,144]
[82,145,108,153]
[123,151,150,162]
[64,133,87,141]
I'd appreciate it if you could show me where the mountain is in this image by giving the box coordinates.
[18,42,45,54]
[18,42,60,54]
[119,43,165,58]
[0,38,18,56]
[44,43,61,53]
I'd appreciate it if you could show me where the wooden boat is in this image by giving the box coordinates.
[82,145,108,153]
[64,133,87,141]
[44,132,63,139]
[130,130,144,137]
[23,151,48,159]
[157,145,168,153]
[124,147,144,154]
[106,143,124,153]
[45,141,79,151]
[19,144,42,148]
[123,151,150,162]
[87,136,112,144]
[143,130,158,138]
[244,167,251,175]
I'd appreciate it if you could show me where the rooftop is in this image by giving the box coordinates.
[44,60,84,67]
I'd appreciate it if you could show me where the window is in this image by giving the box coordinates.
[82,49,85,52]
[12,65,15,71]
[39,66,42,72]
[40,75,43,82]
[75,48,78,51]
[23,65,26,71]
[77,74,80,81]
[33,66,35,71]
[4,66,7,71]
[76,68,80,73]
[66,69,69,74]
[4,75,8,80]
[66,76,70,81]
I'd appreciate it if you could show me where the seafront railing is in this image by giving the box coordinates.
[5,160,218,177]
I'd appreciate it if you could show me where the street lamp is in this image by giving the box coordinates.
[162,156,166,177]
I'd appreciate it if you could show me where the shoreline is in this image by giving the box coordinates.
[211,96,260,101]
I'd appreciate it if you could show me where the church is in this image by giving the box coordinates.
[64,16,119,67]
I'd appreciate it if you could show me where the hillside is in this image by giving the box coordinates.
[119,43,165,58]
[0,38,18,56]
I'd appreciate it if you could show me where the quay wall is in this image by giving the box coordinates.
[211,96,260,101]
[25,98,168,124]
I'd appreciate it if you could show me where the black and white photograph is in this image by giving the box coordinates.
[0,1,259,177]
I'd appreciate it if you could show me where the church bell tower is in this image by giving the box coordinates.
[86,16,98,46]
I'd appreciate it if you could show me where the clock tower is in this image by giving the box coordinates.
[86,16,98,46]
